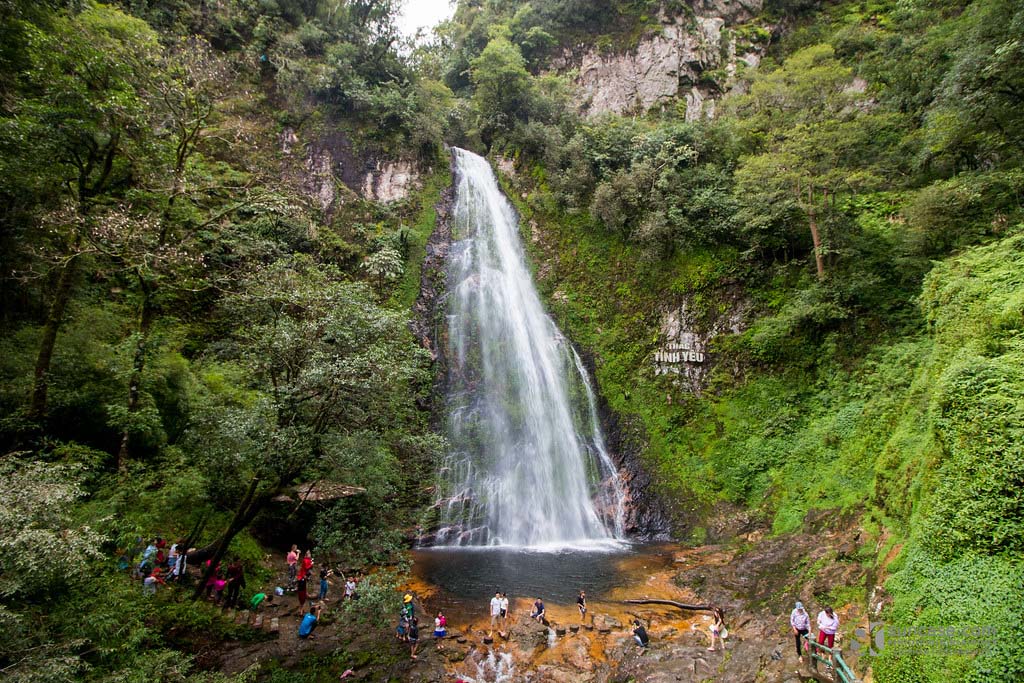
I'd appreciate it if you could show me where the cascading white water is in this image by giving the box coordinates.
[432,148,626,548]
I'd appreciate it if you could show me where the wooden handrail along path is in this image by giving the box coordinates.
[623,599,863,682]
[802,633,861,683]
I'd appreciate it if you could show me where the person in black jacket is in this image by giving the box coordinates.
[632,620,650,648]
[224,558,245,609]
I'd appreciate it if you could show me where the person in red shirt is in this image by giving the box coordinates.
[300,550,313,578]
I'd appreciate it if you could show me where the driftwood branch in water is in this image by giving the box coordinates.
[622,599,723,618]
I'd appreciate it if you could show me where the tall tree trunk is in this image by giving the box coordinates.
[116,276,156,471]
[192,476,266,600]
[807,185,826,280]
[28,250,80,421]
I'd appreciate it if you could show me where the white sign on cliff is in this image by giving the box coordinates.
[654,325,705,376]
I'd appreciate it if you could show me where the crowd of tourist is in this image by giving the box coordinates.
[120,534,365,644]
[122,535,846,671]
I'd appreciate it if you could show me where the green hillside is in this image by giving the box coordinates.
[1,0,1022,681]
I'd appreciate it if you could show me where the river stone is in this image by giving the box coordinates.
[567,636,594,671]
[536,665,594,683]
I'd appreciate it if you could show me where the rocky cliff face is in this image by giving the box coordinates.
[557,1,771,119]
[654,290,749,397]
[280,127,422,213]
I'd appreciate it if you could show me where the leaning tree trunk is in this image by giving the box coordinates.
[192,476,267,600]
[28,252,80,421]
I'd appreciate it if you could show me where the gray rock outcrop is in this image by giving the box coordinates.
[561,2,772,119]
[280,127,421,213]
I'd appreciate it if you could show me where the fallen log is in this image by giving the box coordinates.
[622,599,723,619]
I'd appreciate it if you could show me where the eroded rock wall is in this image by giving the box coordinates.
[279,127,422,213]
[558,1,771,120]
[654,291,749,397]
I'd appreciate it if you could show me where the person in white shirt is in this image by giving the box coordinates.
[499,592,509,628]
[790,601,810,661]
[816,606,839,649]
[344,576,356,599]
[489,591,502,636]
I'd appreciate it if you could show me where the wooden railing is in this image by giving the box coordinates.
[802,633,861,683]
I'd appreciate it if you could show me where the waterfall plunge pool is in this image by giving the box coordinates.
[410,544,677,623]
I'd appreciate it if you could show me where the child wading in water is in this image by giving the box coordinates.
[577,590,587,622]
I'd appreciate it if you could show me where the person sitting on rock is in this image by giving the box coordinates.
[298,603,321,640]
[632,620,649,648]
[531,597,546,624]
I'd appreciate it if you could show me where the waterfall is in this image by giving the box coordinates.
[431,148,626,548]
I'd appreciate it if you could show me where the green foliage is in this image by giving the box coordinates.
[901,170,1024,258]
[0,2,438,680]
[470,32,533,146]
[0,460,104,599]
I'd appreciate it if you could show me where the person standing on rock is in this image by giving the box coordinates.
[224,557,246,609]
[318,566,331,602]
[632,620,649,649]
[816,606,839,649]
[791,601,811,661]
[489,591,502,636]
[295,571,309,613]
[286,545,299,589]
[577,590,587,622]
[434,611,447,650]
[344,575,357,600]
[408,616,420,660]
[707,610,724,651]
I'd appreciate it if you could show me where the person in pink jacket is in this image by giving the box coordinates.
[816,606,839,649]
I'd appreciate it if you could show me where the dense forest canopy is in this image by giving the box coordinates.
[1,0,1022,681]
